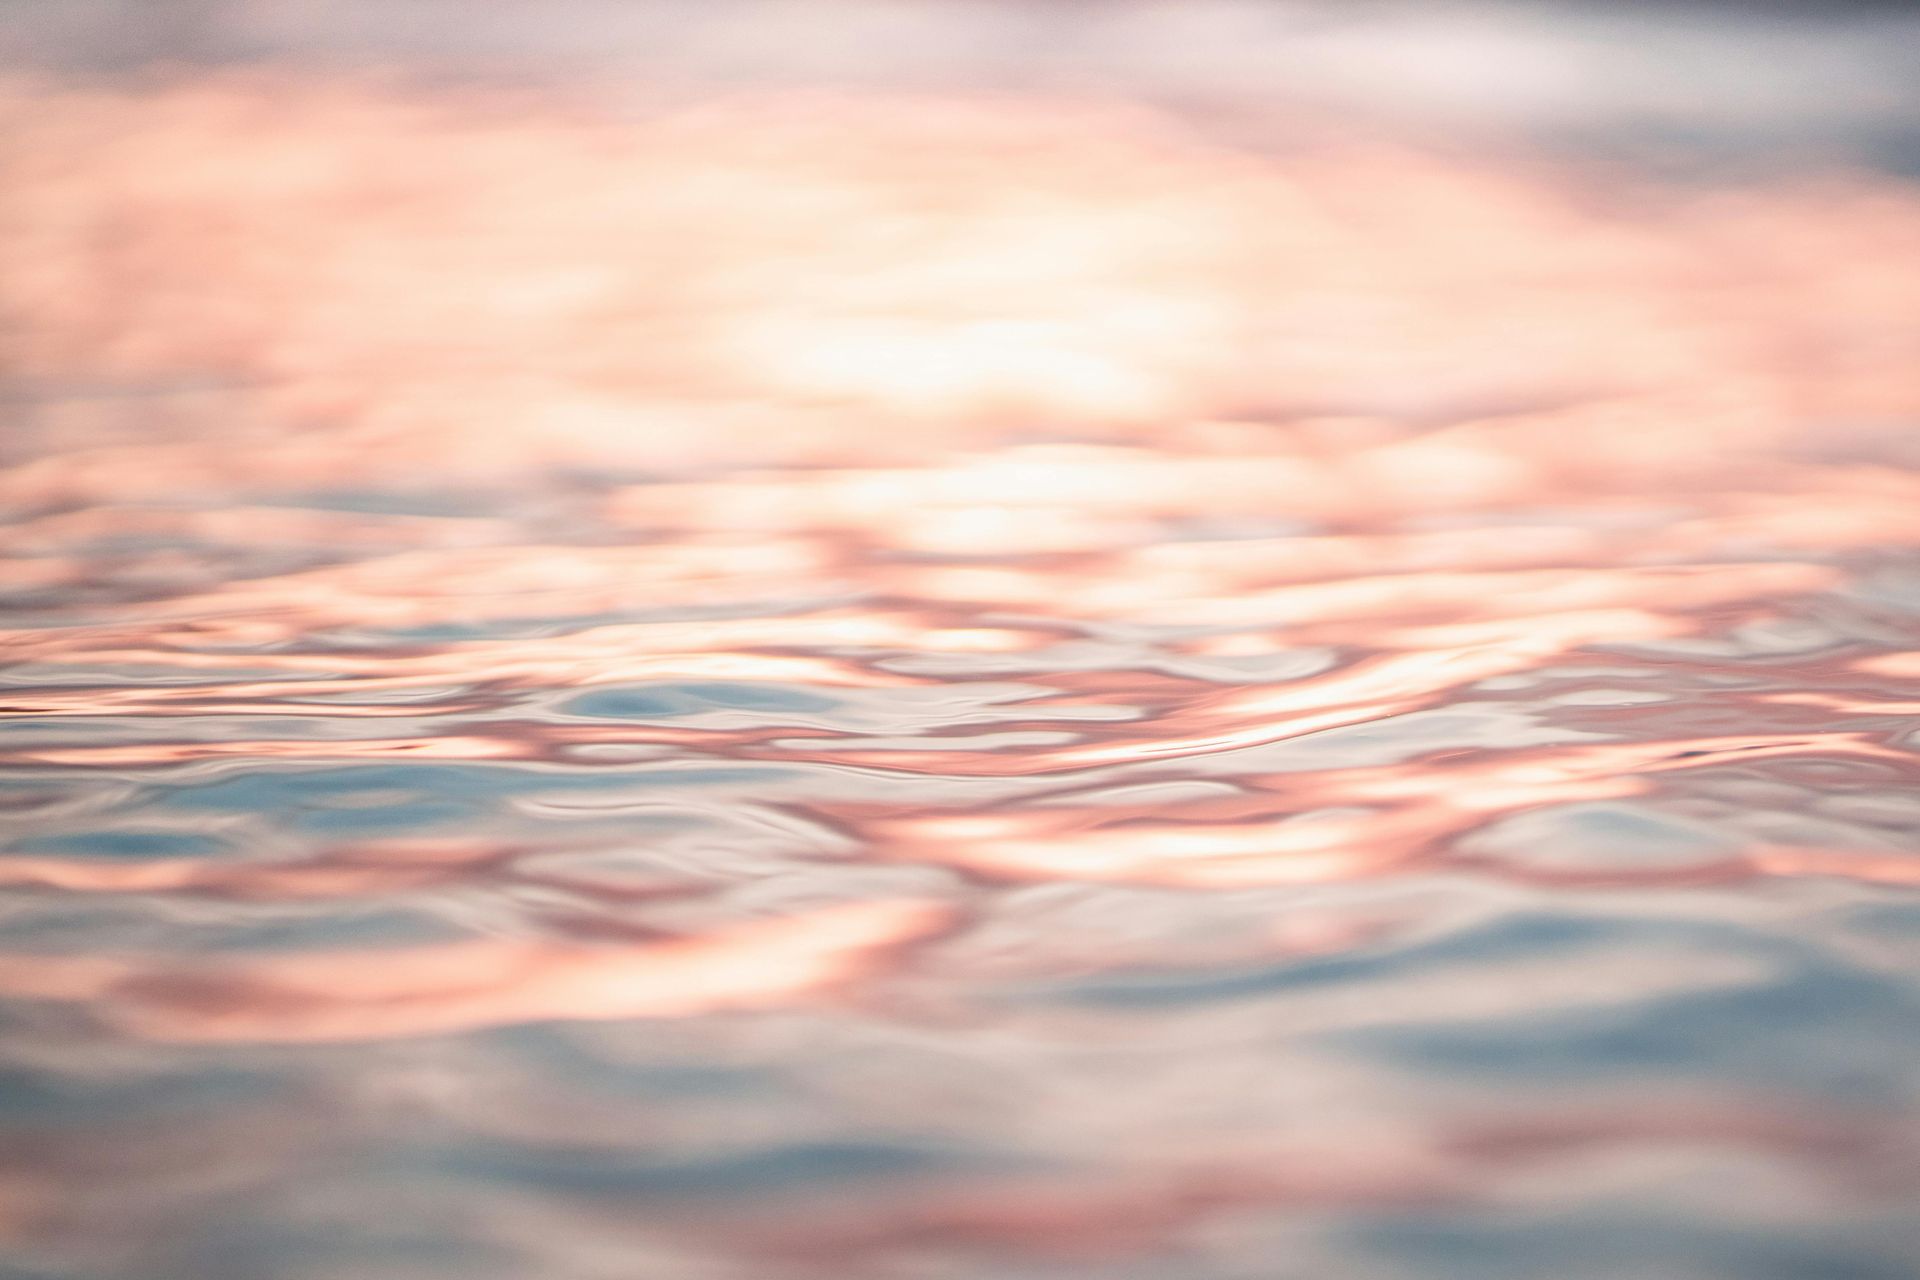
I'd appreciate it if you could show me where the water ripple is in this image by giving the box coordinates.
[0,73,1917,1280]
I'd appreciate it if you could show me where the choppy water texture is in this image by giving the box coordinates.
[3,76,1920,1280]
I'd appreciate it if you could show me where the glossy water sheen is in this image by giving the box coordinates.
[2,78,1920,1280]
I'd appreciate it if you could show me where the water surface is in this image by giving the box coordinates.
[2,76,1919,1280]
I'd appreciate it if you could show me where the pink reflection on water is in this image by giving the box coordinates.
[0,899,951,1042]
[0,67,1918,1279]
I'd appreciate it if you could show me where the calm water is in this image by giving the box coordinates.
[2,75,1920,1280]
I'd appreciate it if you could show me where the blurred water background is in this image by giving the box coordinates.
[2,3,1919,1278]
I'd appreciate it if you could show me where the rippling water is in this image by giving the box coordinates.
[3,73,1920,1280]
